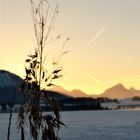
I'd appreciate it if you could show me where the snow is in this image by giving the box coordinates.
[0,110,140,140]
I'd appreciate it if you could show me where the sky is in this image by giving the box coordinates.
[0,0,140,95]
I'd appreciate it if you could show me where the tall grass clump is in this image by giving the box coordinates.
[16,0,69,139]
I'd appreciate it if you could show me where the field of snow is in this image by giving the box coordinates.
[0,110,140,140]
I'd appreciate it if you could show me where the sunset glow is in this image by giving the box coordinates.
[0,0,140,95]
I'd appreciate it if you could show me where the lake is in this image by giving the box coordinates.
[0,110,140,140]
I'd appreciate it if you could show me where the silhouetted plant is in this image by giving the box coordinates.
[17,0,69,140]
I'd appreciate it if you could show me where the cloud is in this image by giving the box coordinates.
[83,27,106,48]
[86,72,102,84]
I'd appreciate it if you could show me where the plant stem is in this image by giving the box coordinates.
[7,89,16,140]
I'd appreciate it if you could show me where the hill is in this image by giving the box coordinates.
[0,70,23,104]
[0,70,22,88]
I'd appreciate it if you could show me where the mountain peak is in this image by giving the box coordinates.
[100,83,133,99]
[113,83,125,89]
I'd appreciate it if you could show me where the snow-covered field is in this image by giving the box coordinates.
[0,110,140,140]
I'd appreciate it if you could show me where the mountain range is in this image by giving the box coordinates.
[99,83,139,99]
[50,83,140,99]
[0,70,140,103]
[49,86,88,98]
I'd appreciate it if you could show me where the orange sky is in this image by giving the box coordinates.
[0,0,140,95]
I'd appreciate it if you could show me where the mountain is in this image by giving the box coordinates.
[70,89,88,97]
[0,70,23,104]
[0,70,70,104]
[49,84,140,99]
[49,86,88,97]
[99,83,134,99]
[43,90,70,101]
[0,70,23,88]
[129,88,140,97]
[1,70,140,101]
[49,86,71,97]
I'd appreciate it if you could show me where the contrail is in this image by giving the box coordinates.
[86,72,102,84]
[83,27,106,48]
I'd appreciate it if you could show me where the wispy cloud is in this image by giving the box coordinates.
[83,27,106,49]
[86,72,102,84]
